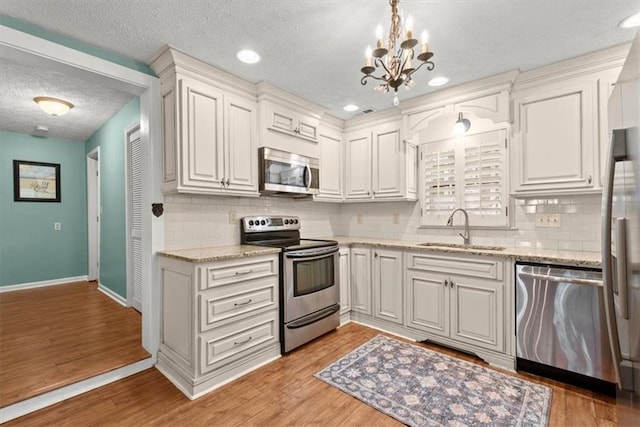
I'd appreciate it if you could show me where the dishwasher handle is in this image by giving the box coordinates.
[516,271,602,287]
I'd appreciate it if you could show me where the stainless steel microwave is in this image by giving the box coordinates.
[259,147,319,198]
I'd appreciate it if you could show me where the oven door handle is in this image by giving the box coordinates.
[286,304,340,329]
[285,246,339,259]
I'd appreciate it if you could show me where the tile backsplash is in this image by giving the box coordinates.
[164,193,602,253]
[339,194,603,253]
[163,194,341,250]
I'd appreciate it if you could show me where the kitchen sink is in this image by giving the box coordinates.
[418,242,506,251]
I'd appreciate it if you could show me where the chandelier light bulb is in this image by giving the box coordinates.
[421,30,429,44]
[405,15,414,39]
[376,23,384,40]
[393,94,400,106]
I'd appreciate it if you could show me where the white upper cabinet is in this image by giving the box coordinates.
[151,47,259,197]
[256,83,323,160]
[510,46,626,196]
[344,119,417,202]
[345,130,372,199]
[315,123,344,202]
[512,78,596,194]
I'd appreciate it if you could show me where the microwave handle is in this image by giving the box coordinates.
[304,165,312,190]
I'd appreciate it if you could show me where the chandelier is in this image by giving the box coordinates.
[360,0,435,106]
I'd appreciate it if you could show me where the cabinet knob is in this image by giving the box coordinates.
[374,252,378,258]
[587,174,593,185]
[443,279,449,287]
[222,177,226,187]
[226,178,230,186]
[450,280,455,287]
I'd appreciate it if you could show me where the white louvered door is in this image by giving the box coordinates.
[420,129,508,227]
[128,127,143,312]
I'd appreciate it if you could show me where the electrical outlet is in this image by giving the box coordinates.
[535,214,561,228]
[392,213,400,224]
[228,210,237,225]
[356,214,363,225]
[54,222,61,231]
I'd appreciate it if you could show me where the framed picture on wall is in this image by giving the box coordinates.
[13,160,61,202]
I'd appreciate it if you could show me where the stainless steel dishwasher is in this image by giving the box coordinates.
[515,263,616,393]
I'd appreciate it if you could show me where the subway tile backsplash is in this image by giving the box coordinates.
[164,193,602,254]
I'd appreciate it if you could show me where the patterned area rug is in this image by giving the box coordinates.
[315,335,551,427]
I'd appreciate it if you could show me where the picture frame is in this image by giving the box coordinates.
[13,160,61,202]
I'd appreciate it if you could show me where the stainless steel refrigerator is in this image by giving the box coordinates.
[602,31,640,427]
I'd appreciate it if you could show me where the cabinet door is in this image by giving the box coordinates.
[372,123,403,198]
[404,270,449,337]
[297,113,319,141]
[373,249,403,324]
[449,276,503,352]
[317,132,343,200]
[339,248,351,314]
[514,80,595,192]
[181,77,225,189]
[345,131,372,199]
[350,247,372,315]
[225,95,258,193]
[598,68,621,187]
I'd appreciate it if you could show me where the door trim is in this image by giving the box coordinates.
[86,147,100,282]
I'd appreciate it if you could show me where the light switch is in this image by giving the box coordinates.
[54,222,61,230]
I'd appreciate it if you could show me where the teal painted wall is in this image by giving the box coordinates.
[85,97,140,298]
[0,15,156,76]
[0,131,88,286]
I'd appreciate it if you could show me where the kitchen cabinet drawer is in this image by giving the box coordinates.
[406,253,502,280]
[199,311,278,375]
[202,256,277,290]
[199,277,277,332]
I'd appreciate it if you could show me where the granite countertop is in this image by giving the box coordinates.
[158,245,281,263]
[329,236,601,267]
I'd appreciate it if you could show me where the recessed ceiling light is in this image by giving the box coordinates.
[428,77,449,87]
[236,49,260,64]
[343,104,359,112]
[619,11,640,29]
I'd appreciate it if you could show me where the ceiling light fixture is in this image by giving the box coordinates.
[236,49,261,64]
[343,104,360,112]
[360,0,435,107]
[34,96,74,117]
[619,11,640,29]
[453,113,471,135]
[428,76,449,87]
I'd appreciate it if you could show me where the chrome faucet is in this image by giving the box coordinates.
[447,208,470,246]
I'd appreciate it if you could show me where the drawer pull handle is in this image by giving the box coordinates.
[234,336,252,346]
[235,270,253,276]
[234,299,253,307]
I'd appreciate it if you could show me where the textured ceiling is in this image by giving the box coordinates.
[0,1,638,122]
[0,60,133,142]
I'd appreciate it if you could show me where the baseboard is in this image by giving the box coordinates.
[0,275,89,293]
[0,357,155,423]
[97,283,127,307]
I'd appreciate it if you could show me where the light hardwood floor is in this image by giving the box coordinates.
[0,281,149,407]
[6,322,615,426]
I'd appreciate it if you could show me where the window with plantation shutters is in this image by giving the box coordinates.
[419,129,508,227]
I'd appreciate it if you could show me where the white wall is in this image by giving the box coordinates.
[163,194,341,249]
[165,193,601,253]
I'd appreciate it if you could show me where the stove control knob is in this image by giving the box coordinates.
[260,220,266,226]
[284,219,289,224]
[248,220,254,226]
[294,219,299,224]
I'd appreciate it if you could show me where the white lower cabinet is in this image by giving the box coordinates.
[405,253,504,353]
[342,245,512,369]
[373,249,403,325]
[158,254,281,399]
[339,247,351,320]
[350,247,372,315]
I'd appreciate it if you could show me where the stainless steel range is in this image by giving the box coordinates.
[240,216,340,353]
